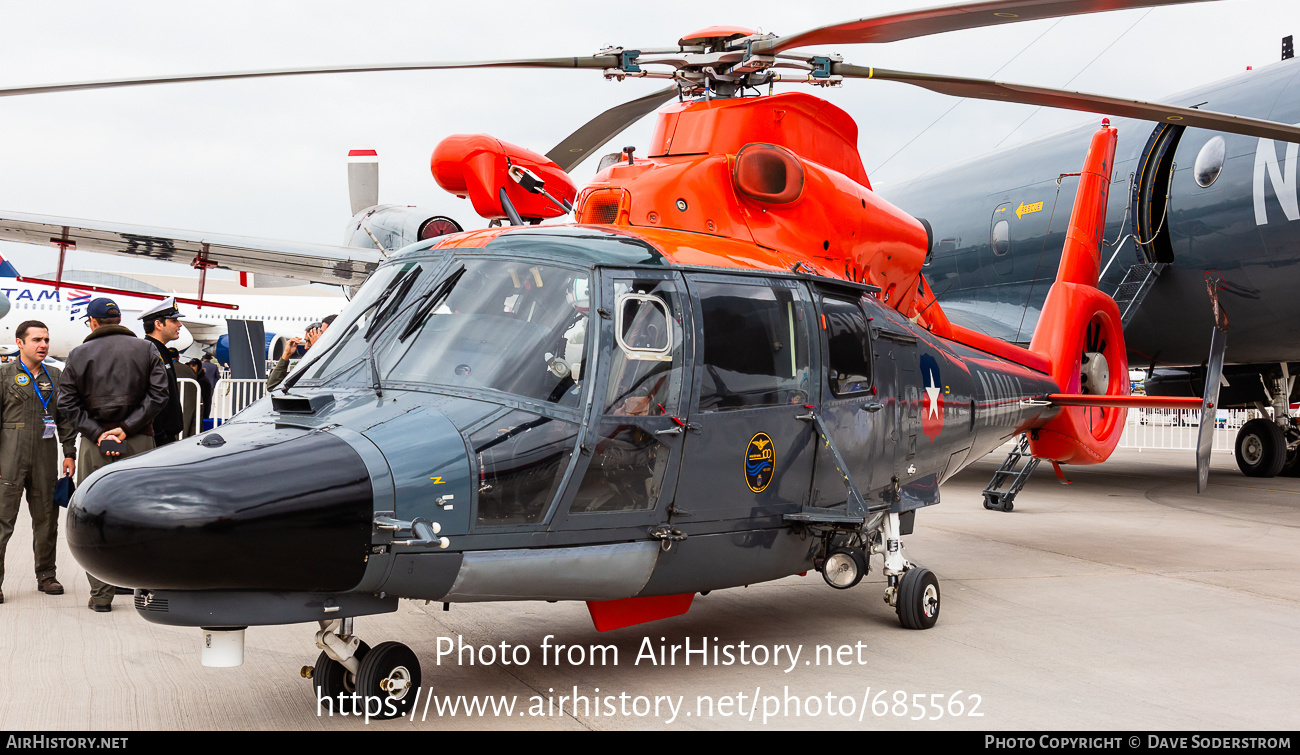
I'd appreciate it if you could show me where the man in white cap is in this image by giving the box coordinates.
[140,297,185,447]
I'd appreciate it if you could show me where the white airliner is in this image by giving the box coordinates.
[0,256,342,359]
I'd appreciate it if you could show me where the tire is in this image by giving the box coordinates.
[896,567,940,630]
[1235,418,1286,478]
[1282,445,1300,477]
[355,642,421,720]
[312,641,370,702]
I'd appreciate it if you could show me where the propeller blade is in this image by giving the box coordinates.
[758,0,1216,53]
[348,149,379,216]
[546,86,678,173]
[835,64,1300,143]
[0,56,619,98]
[1196,324,1228,494]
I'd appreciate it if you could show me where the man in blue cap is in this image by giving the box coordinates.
[57,297,169,612]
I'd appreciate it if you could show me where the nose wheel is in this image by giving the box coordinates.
[895,566,940,630]
[355,642,422,719]
[311,641,370,699]
[307,620,422,720]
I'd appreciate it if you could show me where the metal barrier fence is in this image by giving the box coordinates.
[178,377,202,437]
[212,378,267,422]
[1118,408,1257,451]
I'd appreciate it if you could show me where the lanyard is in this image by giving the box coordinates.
[19,362,52,414]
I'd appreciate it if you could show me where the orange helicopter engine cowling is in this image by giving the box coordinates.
[577,93,931,313]
[430,134,576,222]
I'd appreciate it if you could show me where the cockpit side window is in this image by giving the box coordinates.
[604,279,685,417]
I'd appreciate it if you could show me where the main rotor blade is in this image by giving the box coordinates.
[546,86,678,173]
[757,0,1215,53]
[836,64,1300,143]
[0,57,618,98]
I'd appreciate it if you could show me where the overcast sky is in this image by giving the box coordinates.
[0,0,1295,283]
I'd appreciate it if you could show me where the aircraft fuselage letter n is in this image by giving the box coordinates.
[1254,134,1300,225]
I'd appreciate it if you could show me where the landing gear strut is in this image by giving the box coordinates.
[304,619,421,720]
[876,512,940,630]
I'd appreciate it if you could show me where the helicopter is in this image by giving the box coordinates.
[8,0,1294,721]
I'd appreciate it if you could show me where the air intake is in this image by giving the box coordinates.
[577,188,628,225]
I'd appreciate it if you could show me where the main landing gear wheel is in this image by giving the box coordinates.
[1235,418,1287,478]
[896,567,940,630]
[356,641,421,720]
[312,641,370,699]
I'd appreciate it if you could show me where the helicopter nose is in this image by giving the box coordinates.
[67,424,375,591]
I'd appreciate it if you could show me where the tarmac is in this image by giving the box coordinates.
[1,446,1297,731]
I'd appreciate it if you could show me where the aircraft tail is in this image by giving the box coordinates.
[1024,122,1129,465]
[0,254,19,278]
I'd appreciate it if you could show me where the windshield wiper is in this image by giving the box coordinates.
[366,265,465,397]
[396,266,466,343]
[279,267,418,394]
[364,265,422,340]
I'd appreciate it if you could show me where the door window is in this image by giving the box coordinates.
[821,296,873,396]
[695,281,811,411]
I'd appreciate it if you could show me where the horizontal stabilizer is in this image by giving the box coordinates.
[1045,394,1202,409]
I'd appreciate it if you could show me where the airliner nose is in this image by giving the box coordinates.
[67,424,375,591]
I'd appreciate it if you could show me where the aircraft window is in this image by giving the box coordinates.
[295,262,421,383]
[616,295,670,357]
[992,219,1010,256]
[605,279,684,417]
[380,260,590,406]
[1195,136,1226,188]
[822,297,872,395]
[470,411,578,526]
[695,280,811,411]
[570,424,669,513]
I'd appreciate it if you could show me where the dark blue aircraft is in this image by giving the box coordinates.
[878,49,1300,478]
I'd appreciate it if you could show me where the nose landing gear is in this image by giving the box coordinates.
[306,619,422,720]
[813,511,942,630]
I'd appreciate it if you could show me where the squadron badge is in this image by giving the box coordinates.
[745,432,775,493]
[14,373,29,386]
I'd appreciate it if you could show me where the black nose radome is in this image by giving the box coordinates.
[68,423,374,591]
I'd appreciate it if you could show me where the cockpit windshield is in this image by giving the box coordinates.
[302,256,591,407]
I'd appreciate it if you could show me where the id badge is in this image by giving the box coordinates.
[42,414,56,439]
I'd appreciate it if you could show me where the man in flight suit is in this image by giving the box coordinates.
[140,297,185,447]
[0,321,76,603]
[58,298,169,612]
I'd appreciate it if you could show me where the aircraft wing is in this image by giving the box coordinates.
[0,211,383,287]
[180,317,225,341]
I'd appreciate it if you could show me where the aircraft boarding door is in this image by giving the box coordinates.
[675,274,818,524]
[557,270,690,529]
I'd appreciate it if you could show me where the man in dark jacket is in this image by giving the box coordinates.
[140,297,185,446]
[57,297,169,612]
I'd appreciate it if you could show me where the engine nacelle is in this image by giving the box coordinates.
[268,333,310,362]
[343,205,462,253]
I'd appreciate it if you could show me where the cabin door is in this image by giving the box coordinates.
[674,273,819,524]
